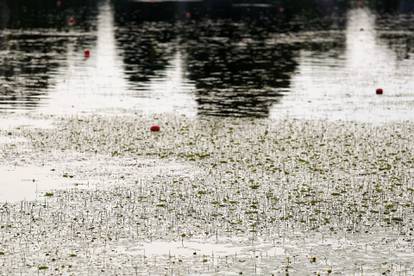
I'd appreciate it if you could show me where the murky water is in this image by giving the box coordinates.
[0,0,413,120]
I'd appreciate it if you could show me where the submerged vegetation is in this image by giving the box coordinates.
[0,114,413,274]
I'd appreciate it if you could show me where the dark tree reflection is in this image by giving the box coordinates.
[112,0,348,117]
[113,4,178,84]
[182,21,298,117]
[371,0,414,61]
[0,0,98,111]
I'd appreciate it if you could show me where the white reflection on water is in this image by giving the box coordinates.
[15,3,413,121]
[40,1,130,114]
[133,50,197,116]
[119,239,284,258]
[273,8,414,122]
[40,1,196,116]
[0,166,66,202]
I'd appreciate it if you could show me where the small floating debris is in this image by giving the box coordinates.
[376,88,383,95]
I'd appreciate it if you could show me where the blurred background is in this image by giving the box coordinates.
[0,0,413,121]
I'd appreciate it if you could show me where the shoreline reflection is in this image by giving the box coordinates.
[0,0,412,121]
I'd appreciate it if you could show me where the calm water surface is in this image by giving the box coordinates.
[0,0,413,121]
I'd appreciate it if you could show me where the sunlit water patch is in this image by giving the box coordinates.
[0,135,27,145]
[0,116,53,130]
[119,238,285,258]
[0,165,73,202]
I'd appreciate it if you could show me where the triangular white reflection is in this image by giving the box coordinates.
[271,8,414,122]
[41,0,132,115]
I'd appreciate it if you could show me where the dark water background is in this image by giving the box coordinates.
[0,0,413,120]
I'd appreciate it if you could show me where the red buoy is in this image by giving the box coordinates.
[68,16,76,26]
[150,125,160,132]
[376,88,383,95]
[84,49,90,58]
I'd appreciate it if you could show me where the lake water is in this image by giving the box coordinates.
[0,0,413,121]
[1,1,414,273]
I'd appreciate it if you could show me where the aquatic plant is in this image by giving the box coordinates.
[0,113,413,274]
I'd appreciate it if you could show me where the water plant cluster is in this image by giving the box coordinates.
[0,114,413,274]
